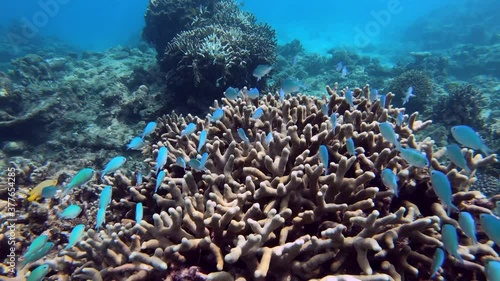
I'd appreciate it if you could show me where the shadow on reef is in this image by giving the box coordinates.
[143,0,277,115]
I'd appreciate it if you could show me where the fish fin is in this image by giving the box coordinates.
[480,145,493,156]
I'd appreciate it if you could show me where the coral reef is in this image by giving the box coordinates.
[144,0,277,114]
[0,46,161,176]
[4,82,498,281]
[388,70,433,115]
[432,84,487,130]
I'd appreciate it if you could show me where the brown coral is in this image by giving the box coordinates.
[6,83,499,281]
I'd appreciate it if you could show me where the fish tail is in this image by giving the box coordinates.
[448,203,459,216]
[395,142,402,151]
[481,145,493,156]
[464,166,472,173]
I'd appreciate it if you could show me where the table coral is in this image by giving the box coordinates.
[4,83,499,281]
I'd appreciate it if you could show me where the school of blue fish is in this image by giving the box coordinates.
[19,64,499,280]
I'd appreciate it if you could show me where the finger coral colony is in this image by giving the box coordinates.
[0,0,499,281]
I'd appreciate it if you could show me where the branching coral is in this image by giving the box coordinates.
[9,82,499,281]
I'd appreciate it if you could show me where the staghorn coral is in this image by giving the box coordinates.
[9,82,499,281]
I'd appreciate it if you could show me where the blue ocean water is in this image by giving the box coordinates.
[0,0,148,52]
[0,0,494,56]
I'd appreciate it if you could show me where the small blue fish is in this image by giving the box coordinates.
[22,235,48,258]
[197,130,208,152]
[135,202,143,225]
[211,108,224,122]
[96,208,106,230]
[346,138,356,156]
[485,260,500,281]
[101,156,126,180]
[247,88,260,99]
[99,186,112,210]
[237,128,250,144]
[445,144,471,173]
[181,123,196,137]
[369,89,379,103]
[65,168,94,194]
[199,152,209,168]
[136,171,142,186]
[225,87,240,99]
[330,113,337,133]
[402,86,415,105]
[396,112,404,126]
[319,145,329,175]
[381,169,399,197]
[176,156,187,170]
[292,56,298,66]
[379,94,387,108]
[341,66,348,78]
[345,90,354,108]
[188,159,202,170]
[251,108,264,119]
[127,137,144,150]
[281,78,303,94]
[19,242,54,269]
[430,170,458,215]
[155,170,165,193]
[441,224,464,263]
[336,61,343,72]
[480,214,500,246]
[399,147,429,168]
[265,132,273,145]
[253,65,272,81]
[66,224,85,249]
[27,264,50,281]
[41,185,58,198]
[379,122,401,149]
[321,103,328,115]
[155,146,168,174]
[430,248,445,278]
[59,204,82,219]
[141,121,157,139]
[279,88,285,102]
[451,125,492,155]
[458,212,477,244]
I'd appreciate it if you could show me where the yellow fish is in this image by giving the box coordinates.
[28,179,58,201]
